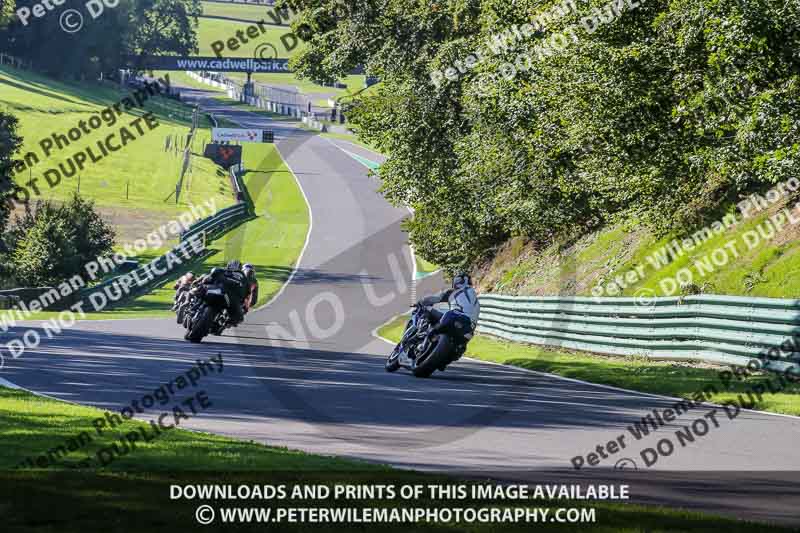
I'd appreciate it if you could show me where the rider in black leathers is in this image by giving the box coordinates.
[206,260,248,326]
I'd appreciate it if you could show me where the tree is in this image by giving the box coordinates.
[0,0,14,27]
[284,0,800,271]
[0,110,21,233]
[0,0,201,79]
[126,0,202,58]
[7,195,115,286]
[9,203,78,287]
[62,194,116,269]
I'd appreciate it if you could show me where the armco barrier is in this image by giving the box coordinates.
[181,203,249,242]
[182,168,253,242]
[80,234,210,305]
[477,294,800,373]
[0,288,79,311]
[81,167,255,306]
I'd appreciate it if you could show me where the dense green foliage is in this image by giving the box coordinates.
[0,0,14,27]
[0,0,201,79]
[0,108,21,233]
[3,195,115,287]
[284,0,800,271]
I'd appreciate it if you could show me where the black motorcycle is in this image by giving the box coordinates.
[183,282,232,343]
[385,304,472,378]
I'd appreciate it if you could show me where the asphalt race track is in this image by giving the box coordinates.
[2,85,800,526]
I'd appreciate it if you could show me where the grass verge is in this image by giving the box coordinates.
[200,0,279,22]
[0,385,790,532]
[2,143,310,321]
[480,187,800,299]
[0,65,233,214]
[83,143,309,317]
[153,70,227,93]
[0,384,358,471]
[377,316,800,416]
[126,143,308,312]
[225,72,368,96]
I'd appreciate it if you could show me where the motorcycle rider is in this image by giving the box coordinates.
[172,271,195,309]
[204,260,248,327]
[242,263,259,313]
[415,272,479,349]
[174,272,195,290]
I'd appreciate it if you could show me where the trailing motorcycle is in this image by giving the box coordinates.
[173,286,194,325]
[385,304,473,378]
[182,281,232,343]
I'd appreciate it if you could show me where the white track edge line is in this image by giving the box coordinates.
[324,136,384,159]
[253,142,314,313]
[369,318,800,421]
[0,376,85,405]
[222,105,315,314]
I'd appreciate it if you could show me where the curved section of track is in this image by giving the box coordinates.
[2,87,800,526]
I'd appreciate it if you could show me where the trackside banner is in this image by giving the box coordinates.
[122,56,291,73]
[203,144,243,170]
[212,128,263,143]
[121,56,364,74]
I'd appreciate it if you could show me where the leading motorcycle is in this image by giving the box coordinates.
[385,304,472,378]
[182,280,232,343]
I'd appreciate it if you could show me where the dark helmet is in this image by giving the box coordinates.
[243,263,254,272]
[226,259,242,271]
[452,272,472,289]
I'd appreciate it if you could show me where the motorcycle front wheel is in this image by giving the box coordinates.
[176,303,187,324]
[186,306,213,343]
[385,344,402,372]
